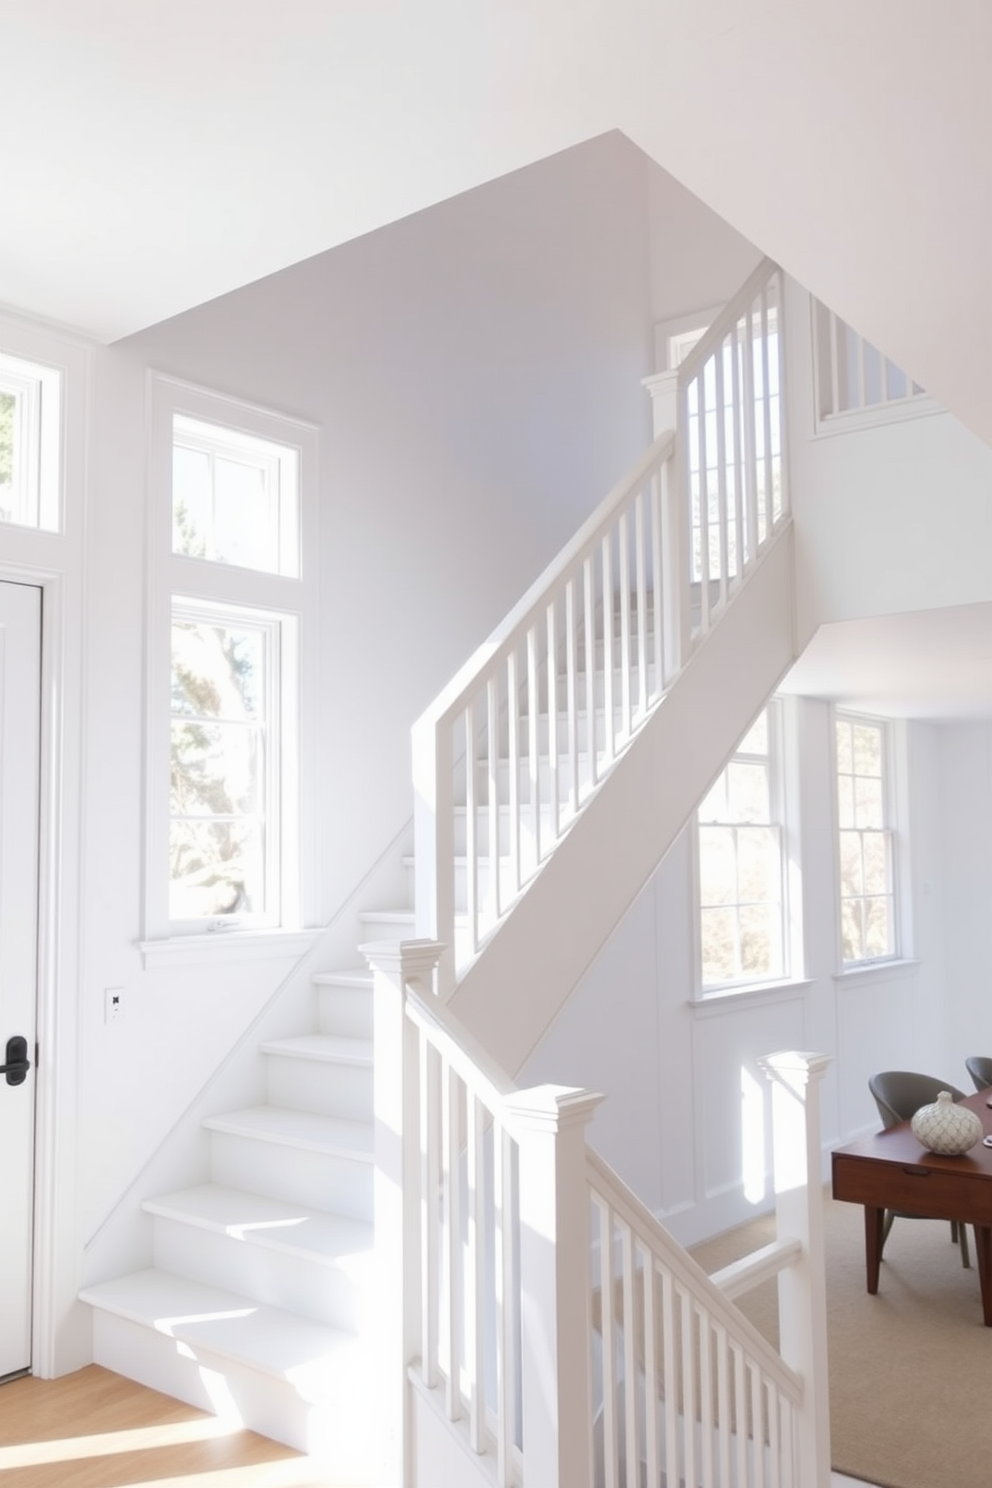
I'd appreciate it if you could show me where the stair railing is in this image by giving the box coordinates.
[677,257,788,638]
[413,258,789,999]
[367,943,831,1488]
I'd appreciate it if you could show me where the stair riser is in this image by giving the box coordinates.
[90,1311,366,1465]
[209,1131,373,1222]
[316,981,373,1040]
[267,1055,372,1122]
[357,911,415,943]
[151,1217,368,1332]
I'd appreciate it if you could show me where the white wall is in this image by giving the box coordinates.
[519,701,955,1246]
[784,278,992,646]
[73,135,769,1274]
[648,171,762,328]
[934,723,992,1067]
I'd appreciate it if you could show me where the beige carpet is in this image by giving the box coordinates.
[690,1191,992,1488]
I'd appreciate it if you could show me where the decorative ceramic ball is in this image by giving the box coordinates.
[910,1090,983,1155]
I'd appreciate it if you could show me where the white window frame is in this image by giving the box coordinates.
[833,710,903,969]
[168,596,297,933]
[694,701,795,996]
[172,414,300,576]
[142,374,319,962]
[0,348,63,531]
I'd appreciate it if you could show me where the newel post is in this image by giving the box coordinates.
[362,938,444,1488]
[758,1050,832,1488]
[503,1084,604,1488]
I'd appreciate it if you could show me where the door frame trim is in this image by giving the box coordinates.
[0,563,83,1376]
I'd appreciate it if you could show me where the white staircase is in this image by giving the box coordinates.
[80,258,820,1486]
[80,914,412,1475]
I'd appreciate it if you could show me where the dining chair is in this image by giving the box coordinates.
[965,1055,992,1092]
[867,1069,972,1267]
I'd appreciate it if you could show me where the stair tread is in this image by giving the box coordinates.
[260,1033,373,1066]
[311,970,373,988]
[142,1183,373,1266]
[358,909,415,922]
[81,1269,365,1393]
[203,1105,373,1160]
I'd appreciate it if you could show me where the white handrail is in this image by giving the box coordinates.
[586,1148,801,1402]
[587,1151,803,1488]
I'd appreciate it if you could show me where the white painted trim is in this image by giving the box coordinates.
[0,314,92,1378]
[691,979,813,1017]
[831,958,920,989]
[813,397,944,438]
[137,928,321,970]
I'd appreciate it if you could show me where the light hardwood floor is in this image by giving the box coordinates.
[0,1364,872,1487]
[0,1367,341,1487]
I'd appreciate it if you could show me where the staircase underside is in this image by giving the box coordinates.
[448,525,797,1074]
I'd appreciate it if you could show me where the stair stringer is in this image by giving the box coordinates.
[447,523,797,1076]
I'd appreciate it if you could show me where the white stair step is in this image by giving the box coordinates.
[204,1106,374,1218]
[261,1034,373,1067]
[204,1105,373,1158]
[81,1269,372,1460]
[357,908,415,942]
[261,1035,374,1121]
[143,1184,372,1330]
[312,971,373,1040]
[81,1269,362,1390]
[143,1183,373,1266]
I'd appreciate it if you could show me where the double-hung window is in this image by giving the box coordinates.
[146,378,317,947]
[697,706,787,991]
[835,714,896,965]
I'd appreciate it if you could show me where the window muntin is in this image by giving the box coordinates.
[172,415,300,577]
[169,603,284,925]
[0,350,61,531]
[697,708,786,989]
[836,715,895,965]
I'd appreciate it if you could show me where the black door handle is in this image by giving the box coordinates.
[1,1036,30,1086]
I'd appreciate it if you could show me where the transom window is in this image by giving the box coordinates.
[173,415,300,576]
[697,707,786,990]
[836,715,895,965]
[0,350,61,531]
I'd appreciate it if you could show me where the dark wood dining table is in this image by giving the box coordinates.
[831,1089,992,1324]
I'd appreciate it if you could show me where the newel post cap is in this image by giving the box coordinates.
[758,1050,832,1088]
[502,1083,605,1135]
[361,938,444,990]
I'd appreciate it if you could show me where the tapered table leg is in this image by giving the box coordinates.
[863,1204,884,1294]
[973,1225,992,1326]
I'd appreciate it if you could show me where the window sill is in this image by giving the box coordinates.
[691,978,813,1016]
[832,958,920,989]
[138,927,321,970]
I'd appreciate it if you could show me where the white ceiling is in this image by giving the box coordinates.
[781,605,992,723]
[4,3,990,439]
[4,2,991,722]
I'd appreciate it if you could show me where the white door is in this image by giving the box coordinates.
[0,581,41,1380]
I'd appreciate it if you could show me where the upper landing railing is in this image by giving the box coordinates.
[413,258,788,998]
